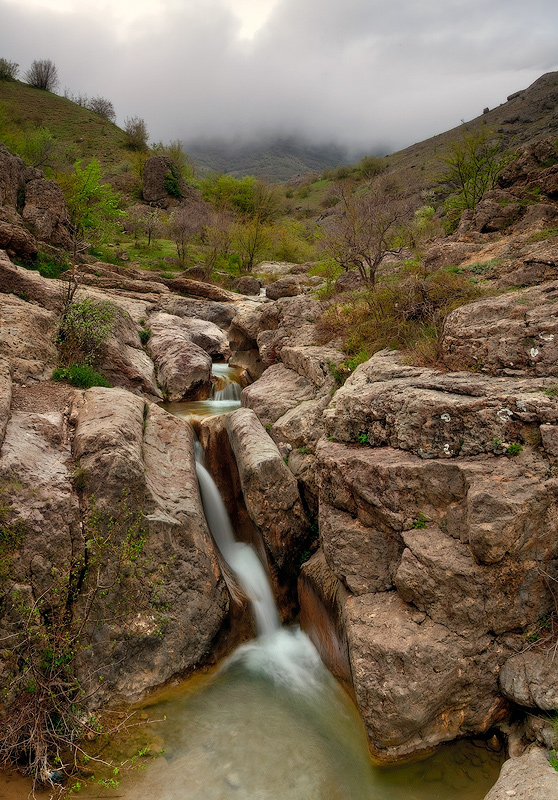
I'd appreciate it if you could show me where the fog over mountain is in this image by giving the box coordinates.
[1,0,557,155]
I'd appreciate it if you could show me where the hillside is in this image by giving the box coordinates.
[0,79,131,171]
[184,135,354,181]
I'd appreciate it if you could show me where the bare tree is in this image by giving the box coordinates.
[202,208,234,278]
[25,59,59,92]
[87,95,116,123]
[167,203,206,266]
[323,176,411,287]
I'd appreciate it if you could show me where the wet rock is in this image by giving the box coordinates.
[225,407,309,567]
[499,651,558,711]
[147,312,213,401]
[483,747,558,800]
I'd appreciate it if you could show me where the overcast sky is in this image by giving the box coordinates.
[1,0,558,155]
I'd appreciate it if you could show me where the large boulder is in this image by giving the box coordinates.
[499,651,558,711]
[21,178,71,248]
[241,363,316,427]
[147,312,212,401]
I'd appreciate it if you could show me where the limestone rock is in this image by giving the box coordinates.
[101,307,161,397]
[323,350,558,458]
[499,651,558,711]
[71,388,228,699]
[442,281,558,376]
[0,292,58,382]
[156,294,239,330]
[21,177,71,248]
[225,408,309,567]
[233,276,261,296]
[241,363,316,427]
[483,748,558,800]
[0,358,11,447]
[147,312,213,401]
[0,220,38,259]
[266,276,303,300]
[0,143,25,207]
[345,592,510,761]
[0,250,63,311]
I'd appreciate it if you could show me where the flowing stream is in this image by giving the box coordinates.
[70,366,504,800]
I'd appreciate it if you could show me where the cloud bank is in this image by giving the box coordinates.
[1,0,557,154]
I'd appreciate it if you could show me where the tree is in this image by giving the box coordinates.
[123,116,149,151]
[24,59,59,92]
[232,217,273,273]
[323,176,411,287]
[167,203,206,266]
[440,126,513,227]
[0,58,18,81]
[202,208,234,278]
[87,95,116,123]
[58,158,123,259]
[19,126,57,168]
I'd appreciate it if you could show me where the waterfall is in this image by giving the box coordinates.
[212,380,242,402]
[195,459,280,637]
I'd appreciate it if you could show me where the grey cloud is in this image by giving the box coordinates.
[0,0,557,155]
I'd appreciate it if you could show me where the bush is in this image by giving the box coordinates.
[24,59,59,92]
[53,363,111,389]
[57,297,116,367]
[87,95,116,123]
[123,116,149,151]
[0,58,18,81]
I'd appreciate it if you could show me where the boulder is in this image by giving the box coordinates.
[147,312,213,401]
[100,305,161,398]
[225,408,309,567]
[499,651,558,711]
[0,144,25,207]
[156,294,239,330]
[241,363,316,427]
[233,276,261,296]
[0,250,63,311]
[265,276,303,300]
[21,177,71,248]
[0,292,58,382]
[345,593,510,761]
[0,220,38,259]
[70,388,228,699]
[483,748,558,800]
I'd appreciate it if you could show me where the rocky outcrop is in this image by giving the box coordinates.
[0,292,58,382]
[21,177,71,248]
[484,748,558,800]
[323,349,558,459]
[499,651,558,711]
[442,281,558,377]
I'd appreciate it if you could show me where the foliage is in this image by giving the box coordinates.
[18,125,57,168]
[152,140,197,181]
[139,328,151,346]
[58,158,123,258]
[231,217,273,273]
[318,267,482,364]
[25,59,59,92]
[0,58,18,81]
[309,258,344,299]
[440,126,513,230]
[53,363,111,389]
[123,116,149,151]
[56,296,116,367]
[163,162,184,198]
[505,442,523,456]
[0,495,164,788]
[411,513,428,529]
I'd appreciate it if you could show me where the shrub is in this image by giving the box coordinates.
[57,297,116,367]
[87,95,116,123]
[139,328,151,346]
[0,58,18,81]
[24,59,59,92]
[52,363,111,389]
[123,116,149,151]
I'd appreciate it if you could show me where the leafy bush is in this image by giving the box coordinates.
[57,297,116,367]
[53,363,111,389]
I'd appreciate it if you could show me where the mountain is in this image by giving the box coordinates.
[184,135,355,181]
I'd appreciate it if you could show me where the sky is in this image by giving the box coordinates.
[1,0,558,156]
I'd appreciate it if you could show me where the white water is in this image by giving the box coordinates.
[195,460,280,637]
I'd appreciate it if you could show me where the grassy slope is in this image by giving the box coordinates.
[0,80,131,171]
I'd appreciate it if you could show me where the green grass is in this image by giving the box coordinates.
[53,363,111,389]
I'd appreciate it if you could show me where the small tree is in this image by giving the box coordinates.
[25,58,59,92]
[323,176,411,287]
[19,126,57,169]
[0,58,18,81]
[59,158,123,259]
[202,208,234,278]
[232,217,273,273]
[124,116,149,151]
[167,203,206,266]
[87,95,116,123]
[440,126,513,229]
